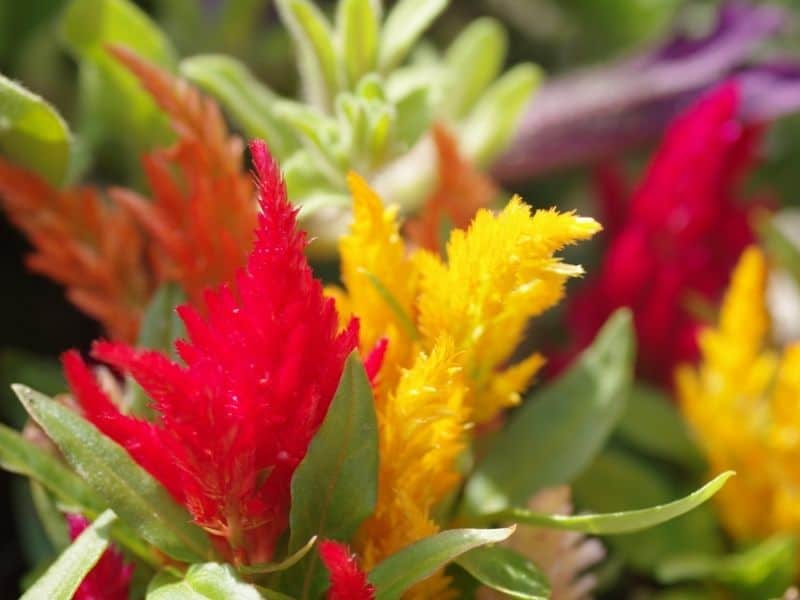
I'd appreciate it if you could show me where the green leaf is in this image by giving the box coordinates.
[0,74,72,185]
[456,546,549,600]
[368,527,515,600]
[21,509,116,600]
[441,17,507,119]
[180,54,299,160]
[125,282,186,418]
[275,0,338,111]
[657,536,797,599]
[616,384,705,471]
[379,0,448,71]
[60,0,176,163]
[238,535,317,575]
[0,422,103,513]
[460,63,541,168]
[337,0,379,88]
[461,309,635,516]
[485,471,733,535]
[14,385,212,563]
[572,448,723,573]
[147,563,262,600]
[286,352,379,599]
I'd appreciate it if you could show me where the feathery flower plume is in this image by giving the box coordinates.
[319,540,375,600]
[108,46,256,303]
[0,160,153,341]
[67,513,134,600]
[564,82,765,385]
[677,247,800,541]
[0,47,254,340]
[63,140,358,564]
[332,174,600,596]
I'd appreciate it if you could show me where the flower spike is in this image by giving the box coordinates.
[64,140,358,564]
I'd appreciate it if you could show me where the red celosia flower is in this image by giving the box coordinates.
[67,513,134,600]
[563,82,767,386]
[63,140,358,564]
[319,540,375,600]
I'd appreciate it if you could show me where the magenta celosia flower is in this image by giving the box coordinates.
[67,513,134,600]
[318,540,375,600]
[562,82,767,386]
[62,140,358,564]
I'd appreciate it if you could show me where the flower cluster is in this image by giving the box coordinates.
[64,141,356,564]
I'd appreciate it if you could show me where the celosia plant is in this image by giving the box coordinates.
[0,140,730,599]
[563,82,766,386]
[677,247,800,542]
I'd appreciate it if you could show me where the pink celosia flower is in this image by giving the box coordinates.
[63,140,358,564]
[319,540,375,600]
[67,513,134,600]
[563,82,767,386]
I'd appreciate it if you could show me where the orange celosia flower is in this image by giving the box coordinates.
[405,124,498,253]
[0,47,255,340]
[0,159,153,341]
[108,46,256,304]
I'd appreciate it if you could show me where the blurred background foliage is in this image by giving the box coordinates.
[1,1,800,599]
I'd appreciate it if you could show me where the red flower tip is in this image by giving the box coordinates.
[65,141,358,563]
[67,513,134,600]
[319,540,375,600]
[364,337,389,386]
[563,81,768,386]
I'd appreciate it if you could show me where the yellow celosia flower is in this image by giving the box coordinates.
[415,198,601,422]
[677,247,800,541]
[356,338,467,599]
[333,173,600,597]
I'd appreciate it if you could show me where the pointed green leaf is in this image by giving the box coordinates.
[287,352,379,599]
[238,535,317,575]
[337,0,379,88]
[461,309,635,517]
[0,421,103,513]
[147,563,262,600]
[14,385,212,562]
[573,448,723,573]
[275,0,338,110]
[180,54,299,160]
[21,509,116,600]
[456,546,549,599]
[0,74,72,185]
[368,527,515,600]
[486,472,733,535]
[442,17,507,119]
[460,63,541,168]
[379,0,448,71]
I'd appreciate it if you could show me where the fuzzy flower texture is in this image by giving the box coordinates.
[678,247,800,542]
[330,171,600,596]
[63,141,357,565]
